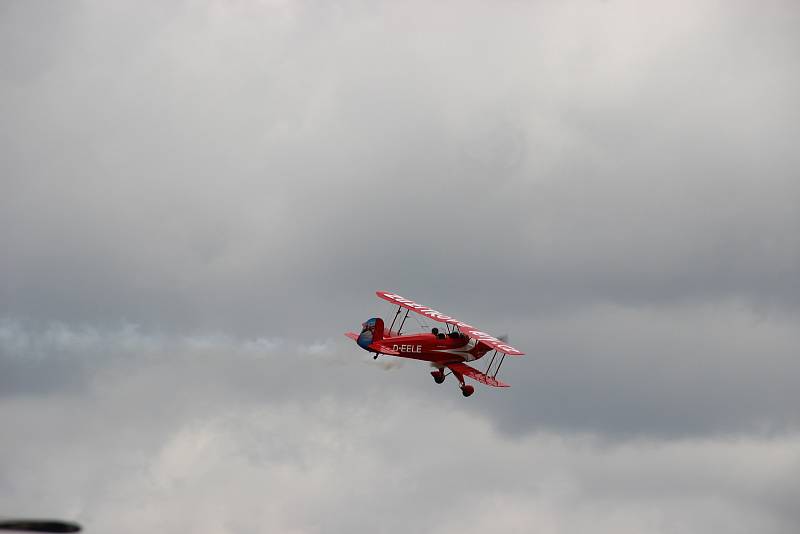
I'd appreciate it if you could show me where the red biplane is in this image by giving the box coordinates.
[345,291,524,397]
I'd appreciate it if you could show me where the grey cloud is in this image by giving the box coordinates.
[1,0,798,436]
[2,0,798,333]
[1,0,798,432]
[2,301,798,440]
[482,302,800,437]
[2,357,799,534]
[2,1,800,531]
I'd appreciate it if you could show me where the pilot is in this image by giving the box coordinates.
[431,327,439,335]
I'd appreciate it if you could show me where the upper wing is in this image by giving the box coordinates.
[446,362,510,388]
[376,291,524,356]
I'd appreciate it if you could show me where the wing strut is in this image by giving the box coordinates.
[493,353,507,378]
[397,309,410,335]
[388,305,402,335]
[482,350,508,378]
[484,350,498,375]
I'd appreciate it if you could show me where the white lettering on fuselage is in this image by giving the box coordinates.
[392,344,422,353]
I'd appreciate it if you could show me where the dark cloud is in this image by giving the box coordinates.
[2,0,798,333]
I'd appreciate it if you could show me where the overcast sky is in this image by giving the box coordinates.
[2,1,799,533]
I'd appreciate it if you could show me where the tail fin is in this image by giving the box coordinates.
[357,317,384,349]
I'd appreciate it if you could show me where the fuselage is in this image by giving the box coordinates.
[380,332,492,364]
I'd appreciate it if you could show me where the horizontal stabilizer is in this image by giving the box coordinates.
[446,362,510,388]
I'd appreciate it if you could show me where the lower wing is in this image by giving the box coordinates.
[446,362,510,388]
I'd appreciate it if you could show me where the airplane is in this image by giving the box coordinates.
[345,291,524,397]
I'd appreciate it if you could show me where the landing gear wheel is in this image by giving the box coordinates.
[431,370,445,384]
[461,385,475,397]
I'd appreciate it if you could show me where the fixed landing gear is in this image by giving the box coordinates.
[449,368,475,398]
[429,366,475,396]
[431,369,445,384]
